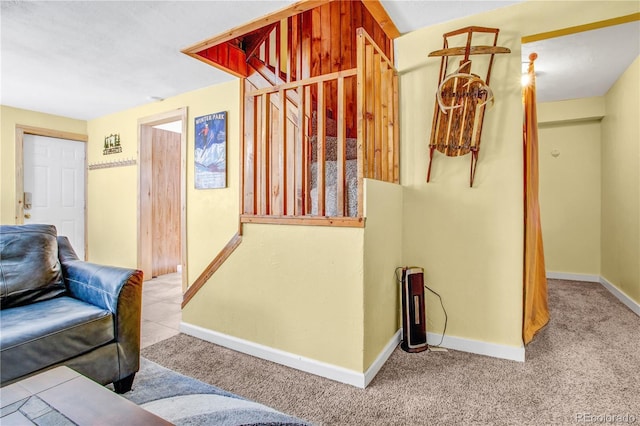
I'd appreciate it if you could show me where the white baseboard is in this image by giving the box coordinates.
[546,271,600,282]
[546,271,639,317]
[599,276,640,316]
[180,322,400,388]
[427,332,525,362]
[364,329,401,387]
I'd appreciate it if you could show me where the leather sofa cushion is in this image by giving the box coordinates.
[0,224,65,309]
[0,296,114,383]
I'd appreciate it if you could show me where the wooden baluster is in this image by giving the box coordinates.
[304,85,312,214]
[243,86,256,214]
[341,1,353,138]
[337,76,346,217]
[356,29,365,219]
[393,73,399,184]
[317,81,326,216]
[255,94,263,215]
[295,85,305,215]
[386,67,398,183]
[278,88,286,215]
[365,42,374,180]
[286,92,296,216]
[380,58,389,183]
[373,52,382,180]
[275,21,281,81]
[261,93,271,215]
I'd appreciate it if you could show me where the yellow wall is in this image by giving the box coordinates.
[182,223,366,371]
[538,98,603,276]
[601,56,640,303]
[395,0,639,348]
[86,80,240,274]
[183,179,404,372]
[363,179,403,369]
[0,106,87,224]
[537,97,605,124]
[397,9,524,348]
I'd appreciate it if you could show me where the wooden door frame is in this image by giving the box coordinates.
[14,125,89,259]
[137,108,188,292]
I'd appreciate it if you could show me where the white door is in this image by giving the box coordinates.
[23,134,86,260]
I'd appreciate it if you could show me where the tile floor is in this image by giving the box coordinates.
[141,272,182,349]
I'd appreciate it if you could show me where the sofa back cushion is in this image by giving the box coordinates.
[0,224,65,309]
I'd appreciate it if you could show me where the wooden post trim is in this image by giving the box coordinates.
[182,233,243,308]
[240,214,364,228]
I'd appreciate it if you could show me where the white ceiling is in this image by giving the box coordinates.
[522,20,640,103]
[1,1,637,120]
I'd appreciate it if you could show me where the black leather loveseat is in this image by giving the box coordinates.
[0,224,143,393]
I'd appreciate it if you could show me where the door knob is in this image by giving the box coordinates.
[24,213,31,219]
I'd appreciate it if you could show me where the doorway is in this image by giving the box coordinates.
[15,126,88,259]
[138,108,188,292]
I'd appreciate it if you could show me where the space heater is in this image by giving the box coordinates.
[400,267,428,353]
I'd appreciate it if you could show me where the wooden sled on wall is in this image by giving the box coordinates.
[426,26,510,187]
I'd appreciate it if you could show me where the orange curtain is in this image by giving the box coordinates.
[522,53,549,344]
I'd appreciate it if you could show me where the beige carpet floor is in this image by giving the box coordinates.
[142,279,640,425]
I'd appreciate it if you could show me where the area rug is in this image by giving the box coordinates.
[122,358,311,425]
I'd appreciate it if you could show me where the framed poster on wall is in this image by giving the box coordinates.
[194,111,227,189]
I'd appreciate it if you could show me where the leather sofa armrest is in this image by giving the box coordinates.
[57,237,143,379]
[57,237,143,314]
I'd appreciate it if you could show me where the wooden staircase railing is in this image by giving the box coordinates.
[242,69,359,221]
[182,232,242,308]
[356,28,399,187]
[241,27,397,224]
